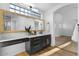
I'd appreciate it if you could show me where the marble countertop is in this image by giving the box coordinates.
[0,33,51,42]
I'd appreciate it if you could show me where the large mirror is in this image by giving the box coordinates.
[3,11,44,33]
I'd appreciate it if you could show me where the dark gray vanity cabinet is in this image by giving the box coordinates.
[25,34,51,54]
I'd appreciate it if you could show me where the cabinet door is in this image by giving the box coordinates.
[0,10,4,32]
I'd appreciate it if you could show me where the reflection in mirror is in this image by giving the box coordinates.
[4,15,11,31]
[34,20,44,34]
[34,21,39,30]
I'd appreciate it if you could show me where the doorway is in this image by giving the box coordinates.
[53,4,78,56]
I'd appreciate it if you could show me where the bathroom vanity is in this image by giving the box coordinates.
[0,33,51,55]
[0,9,50,56]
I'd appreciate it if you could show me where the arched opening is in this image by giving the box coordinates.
[53,3,78,55]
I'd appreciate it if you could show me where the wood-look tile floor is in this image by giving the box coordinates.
[58,41,77,53]
[50,49,77,56]
[31,46,54,56]
[55,36,71,46]
[16,41,77,56]
[55,36,77,53]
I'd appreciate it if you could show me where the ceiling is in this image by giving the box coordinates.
[55,3,78,14]
[32,3,61,11]
[15,3,61,12]
[15,3,72,12]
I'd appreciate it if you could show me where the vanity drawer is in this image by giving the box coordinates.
[31,44,41,53]
[31,37,41,46]
[32,40,41,45]
[31,37,41,41]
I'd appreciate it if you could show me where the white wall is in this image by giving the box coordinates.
[72,24,78,42]
[77,3,79,56]
[54,13,63,36]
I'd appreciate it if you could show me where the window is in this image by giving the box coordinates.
[21,12,25,15]
[16,10,20,13]
[9,4,42,18]
[20,8,25,12]
[10,4,15,9]
[10,8,15,12]
[32,8,39,13]
[25,9,28,15]
[25,9,28,13]
[16,6,20,10]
